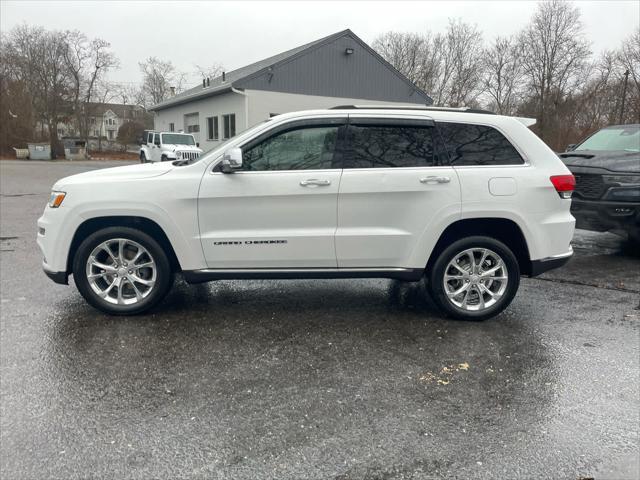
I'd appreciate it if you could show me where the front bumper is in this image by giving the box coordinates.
[570,197,639,235]
[43,263,69,285]
[529,248,573,277]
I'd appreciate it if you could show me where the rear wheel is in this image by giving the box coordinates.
[72,227,174,315]
[140,152,146,163]
[427,236,520,321]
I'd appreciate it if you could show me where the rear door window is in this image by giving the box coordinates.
[436,122,524,166]
[344,124,435,168]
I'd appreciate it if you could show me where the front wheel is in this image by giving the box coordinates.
[140,152,147,163]
[427,236,520,321]
[72,227,174,315]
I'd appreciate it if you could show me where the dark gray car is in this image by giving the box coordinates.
[559,124,640,244]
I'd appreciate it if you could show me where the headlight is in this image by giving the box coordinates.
[603,175,640,185]
[48,191,66,208]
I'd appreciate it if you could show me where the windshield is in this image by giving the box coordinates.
[576,125,640,152]
[161,134,195,146]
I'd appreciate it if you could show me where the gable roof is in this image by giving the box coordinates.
[150,29,432,111]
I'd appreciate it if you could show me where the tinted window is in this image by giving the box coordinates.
[345,125,434,168]
[437,122,523,166]
[243,126,339,171]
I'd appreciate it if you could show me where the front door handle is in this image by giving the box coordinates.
[300,179,331,187]
[420,176,451,184]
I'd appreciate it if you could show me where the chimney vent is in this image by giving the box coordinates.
[169,86,176,97]
[222,71,226,82]
[202,78,206,88]
[207,77,210,87]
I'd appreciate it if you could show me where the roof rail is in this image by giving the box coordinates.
[330,105,496,115]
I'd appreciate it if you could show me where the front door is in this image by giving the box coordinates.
[151,133,161,162]
[198,118,345,269]
[336,115,461,268]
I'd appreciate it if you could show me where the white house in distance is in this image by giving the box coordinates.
[56,103,151,141]
[149,29,433,151]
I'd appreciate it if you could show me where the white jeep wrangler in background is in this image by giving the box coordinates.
[139,131,203,163]
[38,106,575,320]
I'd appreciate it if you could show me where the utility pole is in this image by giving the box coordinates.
[619,69,629,124]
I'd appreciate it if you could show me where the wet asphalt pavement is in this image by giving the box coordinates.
[1,160,639,480]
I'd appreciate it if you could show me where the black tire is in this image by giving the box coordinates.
[160,154,168,162]
[72,227,174,315]
[140,152,146,163]
[427,236,520,321]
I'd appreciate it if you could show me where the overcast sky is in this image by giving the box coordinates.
[2,0,638,87]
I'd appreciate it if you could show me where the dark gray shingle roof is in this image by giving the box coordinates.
[150,29,431,111]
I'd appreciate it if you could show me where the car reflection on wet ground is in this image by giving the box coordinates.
[1,161,638,479]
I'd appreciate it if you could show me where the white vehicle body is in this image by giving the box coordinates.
[38,107,575,319]
[139,131,203,163]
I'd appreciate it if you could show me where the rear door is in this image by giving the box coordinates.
[336,115,461,268]
[198,117,346,269]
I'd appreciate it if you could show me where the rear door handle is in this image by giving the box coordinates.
[420,176,451,184]
[300,179,331,187]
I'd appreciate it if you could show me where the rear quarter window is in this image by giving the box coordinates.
[437,122,524,166]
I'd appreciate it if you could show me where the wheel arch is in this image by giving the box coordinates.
[66,216,182,274]
[426,218,533,276]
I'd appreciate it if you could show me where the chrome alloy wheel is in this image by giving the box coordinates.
[443,248,508,311]
[85,238,157,305]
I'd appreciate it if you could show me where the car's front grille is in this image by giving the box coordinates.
[177,151,200,161]
[574,174,606,199]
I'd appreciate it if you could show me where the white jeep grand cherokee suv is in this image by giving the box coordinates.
[38,106,575,320]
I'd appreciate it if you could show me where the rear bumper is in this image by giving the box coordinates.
[570,198,639,235]
[529,248,573,277]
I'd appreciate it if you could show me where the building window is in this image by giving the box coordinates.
[94,130,100,137]
[57,128,64,136]
[207,117,219,140]
[223,114,236,139]
[108,130,114,140]
[187,124,200,133]
[169,123,175,132]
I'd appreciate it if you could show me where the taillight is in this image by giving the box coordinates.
[550,175,575,199]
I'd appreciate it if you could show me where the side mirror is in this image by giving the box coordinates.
[196,142,200,148]
[566,144,576,152]
[221,147,243,173]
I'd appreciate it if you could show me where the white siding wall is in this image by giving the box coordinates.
[153,91,246,152]
[245,90,422,126]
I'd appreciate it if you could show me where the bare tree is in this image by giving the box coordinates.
[139,57,187,106]
[373,20,484,107]
[482,36,524,115]
[4,25,73,157]
[194,62,225,81]
[444,19,485,107]
[617,28,640,122]
[63,30,119,154]
[372,32,426,84]
[519,0,591,145]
